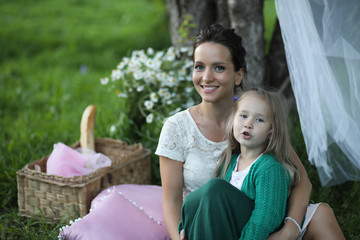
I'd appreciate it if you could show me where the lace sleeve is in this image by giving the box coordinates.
[155,115,185,162]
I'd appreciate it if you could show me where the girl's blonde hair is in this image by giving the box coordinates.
[218,87,300,187]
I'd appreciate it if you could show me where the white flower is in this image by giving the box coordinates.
[165,47,176,61]
[116,90,127,98]
[163,91,171,100]
[144,69,157,83]
[180,46,192,56]
[150,92,159,102]
[156,72,166,82]
[153,59,162,69]
[169,107,182,116]
[147,47,154,55]
[111,69,123,81]
[128,57,141,70]
[121,57,129,65]
[138,53,147,63]
[145,58,160,70]
[131,50,143,58]
[133,71,143,80]
[146,113,154,123]
[100,77,109,85]
[164,76,177,87]
[178,68,187,76]
[117,61,127,70]
[158,88,168,97]
[185,87,193,93]
[144,100,154,110]
[184,59,193,69]
[154,51,164,59]
[110,125,116,134]
[144,75,152,84]
[137,85,144,92]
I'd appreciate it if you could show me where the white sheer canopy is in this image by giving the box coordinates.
[275,0,360,186]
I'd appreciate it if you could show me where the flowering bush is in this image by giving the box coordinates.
[101,46,199,144]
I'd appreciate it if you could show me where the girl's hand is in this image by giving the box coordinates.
[180,229,186,240]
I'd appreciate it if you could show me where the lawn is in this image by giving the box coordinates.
[1,0,359,239]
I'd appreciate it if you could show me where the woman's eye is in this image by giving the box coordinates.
[194,65,204,71]
[215,66,225,71]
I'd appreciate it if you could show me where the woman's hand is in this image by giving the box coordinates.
[267,223,299,240]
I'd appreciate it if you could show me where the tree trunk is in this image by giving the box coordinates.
[267,20,288,88]
[166,0,230,47]
[227,0,265,88]
[267,20,295,110]
[165,0,265,87]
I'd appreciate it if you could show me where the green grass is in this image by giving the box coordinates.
[1,0,170,238]
[1,0,359,239]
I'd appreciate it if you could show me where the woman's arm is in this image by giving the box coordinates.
[268,146,312,239]
[160,156,184,240]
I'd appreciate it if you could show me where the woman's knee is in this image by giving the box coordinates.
[313,203,335,222]
[202,178,228,194]
[183,179,227,205]
[304,203,344,240]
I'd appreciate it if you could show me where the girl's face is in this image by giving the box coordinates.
[233,94,272,151]
[192,42,243,103]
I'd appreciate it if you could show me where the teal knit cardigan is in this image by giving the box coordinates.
[223,153,291,240]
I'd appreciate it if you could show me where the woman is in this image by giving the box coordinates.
[156,23,344,240]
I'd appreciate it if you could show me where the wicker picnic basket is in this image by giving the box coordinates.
[17,105,152,222]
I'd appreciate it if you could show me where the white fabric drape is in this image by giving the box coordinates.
[275,0,360,186]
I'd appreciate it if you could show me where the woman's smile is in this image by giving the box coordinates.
[201,85,219,93]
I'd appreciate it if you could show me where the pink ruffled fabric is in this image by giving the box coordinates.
[47,143,92,177]
[60,184,170,240]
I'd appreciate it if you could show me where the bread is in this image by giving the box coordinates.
[80,105,97,154]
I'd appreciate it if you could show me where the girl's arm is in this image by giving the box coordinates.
[240,160,289,240]
[160,156,184,240]
[268,147,312,239]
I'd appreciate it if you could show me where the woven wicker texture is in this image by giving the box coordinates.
[17,138,151,222]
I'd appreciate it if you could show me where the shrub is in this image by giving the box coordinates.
[101,46,200,146]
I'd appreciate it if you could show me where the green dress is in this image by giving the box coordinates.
[179,153,290,240]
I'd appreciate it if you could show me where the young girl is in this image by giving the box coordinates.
[179,87,300,239]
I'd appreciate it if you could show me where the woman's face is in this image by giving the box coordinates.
[192,42,243,104]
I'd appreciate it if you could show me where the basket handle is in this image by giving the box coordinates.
[80,105,96,154]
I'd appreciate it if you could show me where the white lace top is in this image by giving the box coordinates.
[155,109,228,199]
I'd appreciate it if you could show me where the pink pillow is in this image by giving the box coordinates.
[60,184,170,240]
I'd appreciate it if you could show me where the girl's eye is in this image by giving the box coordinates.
[240,114,247,119]
[256,118,264,123]
[215,66,225,71]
